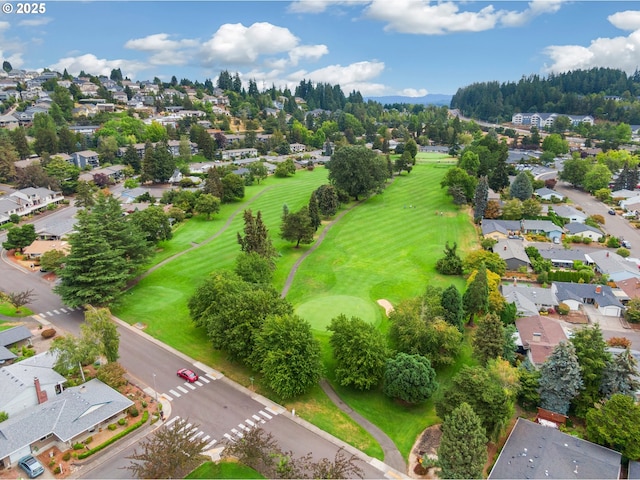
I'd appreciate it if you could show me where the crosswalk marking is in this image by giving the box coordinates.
[266,406,279,416]
[252,414,265,424]
[231,428,243,438]
[190,431,204,441]
[162,393,173,401]
[223,433,234,441]
[246,419,255,427]
[165,417,179,427]
[60,308,67,313]
[177,386,189,394]
[200,376,210,384]
[202,435,210,442]
[53,309,60,314]
[205,373,217,380]
[259,410,272,420]
[239,423,249,431]
[46,312,53,317]
[203,439,217,450]
[184,382,196,390]
[194,380,203,387]
[169,389,181,398]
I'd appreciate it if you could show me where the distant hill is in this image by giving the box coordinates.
[365,94,453,106]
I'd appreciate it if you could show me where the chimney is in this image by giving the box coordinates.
[595,285,602,294]
[532,332,542,343]
[34,377,48,404]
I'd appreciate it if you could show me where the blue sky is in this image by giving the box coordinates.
[1,1,639,96]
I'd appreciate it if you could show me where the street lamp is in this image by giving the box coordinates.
[152,373,158,403]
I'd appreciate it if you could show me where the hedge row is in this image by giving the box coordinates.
[547,270,594,283]
[77,410,149,459]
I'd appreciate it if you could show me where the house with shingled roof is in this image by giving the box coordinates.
[515,315,569,366]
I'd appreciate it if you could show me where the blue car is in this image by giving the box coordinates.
[18,455,45,478]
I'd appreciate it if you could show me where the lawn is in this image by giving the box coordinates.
[186,461,264,479]
[113,153,479,462]
[0,302,33,317]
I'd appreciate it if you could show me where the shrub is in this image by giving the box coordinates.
[84,436,93,444]
[108,423,117,431]
[49,459,56,467]
[128,406,139,417]
[118,418,127,426]
[78,410,149,460]
[41,328,56,339]
[73,443,84,450]
[557,303,570,315]
[582,237,592,244]
[607,337,632,348]
[53,466,61,475]
[62,452,71,461]
[141,401,147,408]
[617,247,630,258]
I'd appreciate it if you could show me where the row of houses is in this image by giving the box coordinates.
[511,112,595,129]
[0,187,65,225]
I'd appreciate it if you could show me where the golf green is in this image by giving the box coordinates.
[295,295,381,330]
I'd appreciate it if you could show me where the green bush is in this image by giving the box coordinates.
[141,401,147,408]
[53,466,61,474]
[62,452,71,461]
[78,410,149,460]
[558,303,570,315]
[73,443,84,450]
[118,418,127,426]
[84,436,92,444]
[128,406,139,417]
[108,423,117,431]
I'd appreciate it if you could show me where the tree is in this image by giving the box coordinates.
[203,166,224,198]
[252,314,322,399]
[571,324,611,417]
[440,167,476,203]
[51,334,100,376]
[488,155,510,192]
[221,173,245,202]
[195,193,221,220]
[74,181,96,209]
[2,61,11,72]
[510,171,533,201]
[436,365,512,441]
[600,348,640,399]
[3,224,36,252]
[6,289,36,313]
[82,306,120,363]
[438,402,487,480]
[458,150,480,176]
[583,164,612,194]
[126,417,209,479]
[308,192,321,231]
[237,209,277,264]
[280,205,315,248]
[235,251,274,284]
[463,264,489,324]
[586,394,640,461]
[441,285,464,332]
[473,313,505,366]
[327,145,389,200]
[314,184,340,217]
[40,249,67,273]
[95,361,127,389]
[274,158,296,177]
[128,206,173,243]
[484,199,501,219]
[463,249,506,276]
[188,271,292,362]
[501,198,524,220]
[435,241,463,275]
[542,133,569,156]
[473,175,489,223]
[522,198,542,217]
[383,353,438,404]
[517,360,541,410]
[328,314,388,391]
[559,157,591,187]
[538,341,583,415]
[32,113,58,155]
[0,136,17,183]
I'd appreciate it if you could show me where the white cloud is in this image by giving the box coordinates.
[125,33,199,66]
[201,22,300,65]
[0,51,23,69]
[608,10,640,31]
[543,12,640,74]
[49,54,147,79]
[17,17,52,27]
[287,0,369,14]
[501,0,564,27]
[0,21,11,31]
[400,88,428,97]
[288,44,329,65]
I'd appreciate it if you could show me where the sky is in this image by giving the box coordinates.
[1,1,640,97]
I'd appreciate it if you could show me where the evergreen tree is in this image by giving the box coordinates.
[488,155,509,192]
[435,241,463,275]
[473,313,505,365]
[571,324,611,417]
[203,166,224,199]
[463,264,489,325]
[152,141,176,183]
[122,144,141,173]
[383,353,438,404]
[510,171,534,201]
[438,403,487,480]
[538,341,583,415]
[308,192,321,231]
[237,209,277,265]
[473,175,489,223]
[140,140,155,183]
[600,347,639,399]
[441,285,464,332]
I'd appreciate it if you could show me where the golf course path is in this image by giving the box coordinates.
[320,379,408,472]
[132,186,275,284]
[280,199,361,298]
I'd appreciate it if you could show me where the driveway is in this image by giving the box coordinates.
[582,304,629,332]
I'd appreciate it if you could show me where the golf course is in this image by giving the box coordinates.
[113,152,479,461]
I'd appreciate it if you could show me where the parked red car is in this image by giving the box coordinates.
[177,368,199,382]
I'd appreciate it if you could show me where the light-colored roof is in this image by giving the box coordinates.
[522,219,563,233]
[0,352,66,409]
[587,250,640,280]
[552,205,586,219]
[494,239,530,264]
[515,315,568,364]
[564,222,601,235]
[23,240,70,256]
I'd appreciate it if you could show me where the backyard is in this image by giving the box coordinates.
[112,152,479,462]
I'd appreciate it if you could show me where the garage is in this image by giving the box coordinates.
[602,306,621,317]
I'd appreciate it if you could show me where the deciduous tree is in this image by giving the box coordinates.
[586,394,640,461]
[571,324,611,417]
[82,306,120,363]
[2,224,36,252]
[327,145,389,200]
[280,205,315,248]
[473,313,505,366]
[383,353,438,404]
[195,193,221,220]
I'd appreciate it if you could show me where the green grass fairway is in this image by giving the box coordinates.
[186,461,264,479]
[295,295,380,330]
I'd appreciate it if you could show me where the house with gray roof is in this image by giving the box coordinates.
[611,189,639,199]
[522,220,563,241]
[0,378,133,466]
[70,150,99,169]
[502,285,557,316]
[0,326,32,363]
[0,187,64,225]
[587,249,640,283]
[536,246,592,268]
[481,219,522,240]
[564,222,603,241]
[535,187,564,202]
[36,217,76,240]
[552,205,587,224]
[494,240,530,271]
[489,418,621,479]
[0,352,66,417]
[552,281,624,317]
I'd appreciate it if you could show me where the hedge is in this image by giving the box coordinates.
[77,410,149,459]
[547,270,593,283]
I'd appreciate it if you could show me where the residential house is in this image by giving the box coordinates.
[611,189,639,199]
[489,418,621,479]
[511,112,595,129]
[535,187,564,202]
[515,315,569,366]
[502,285,558,317]
[0,187,64,224]
[71,150,100,169]
[36,217,76,241]
[22,240,70,261]
[78,165,127,183]
[0,326,33,364]
[0,114,18,129]
[494,239,530,271]
[535,245,592,268]
[112,91,128,103]
[480,219,522,240]
[552,281,624,317]
[587,249,640,283]
[552,205,587,224]
[289,143,306,154]
[220,148,258,161]
[0,377,133,467]
[564,222,602,241]
[522,220,563,241]
[620,195,640,211]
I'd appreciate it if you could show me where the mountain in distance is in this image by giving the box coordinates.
[365,93,453,106]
